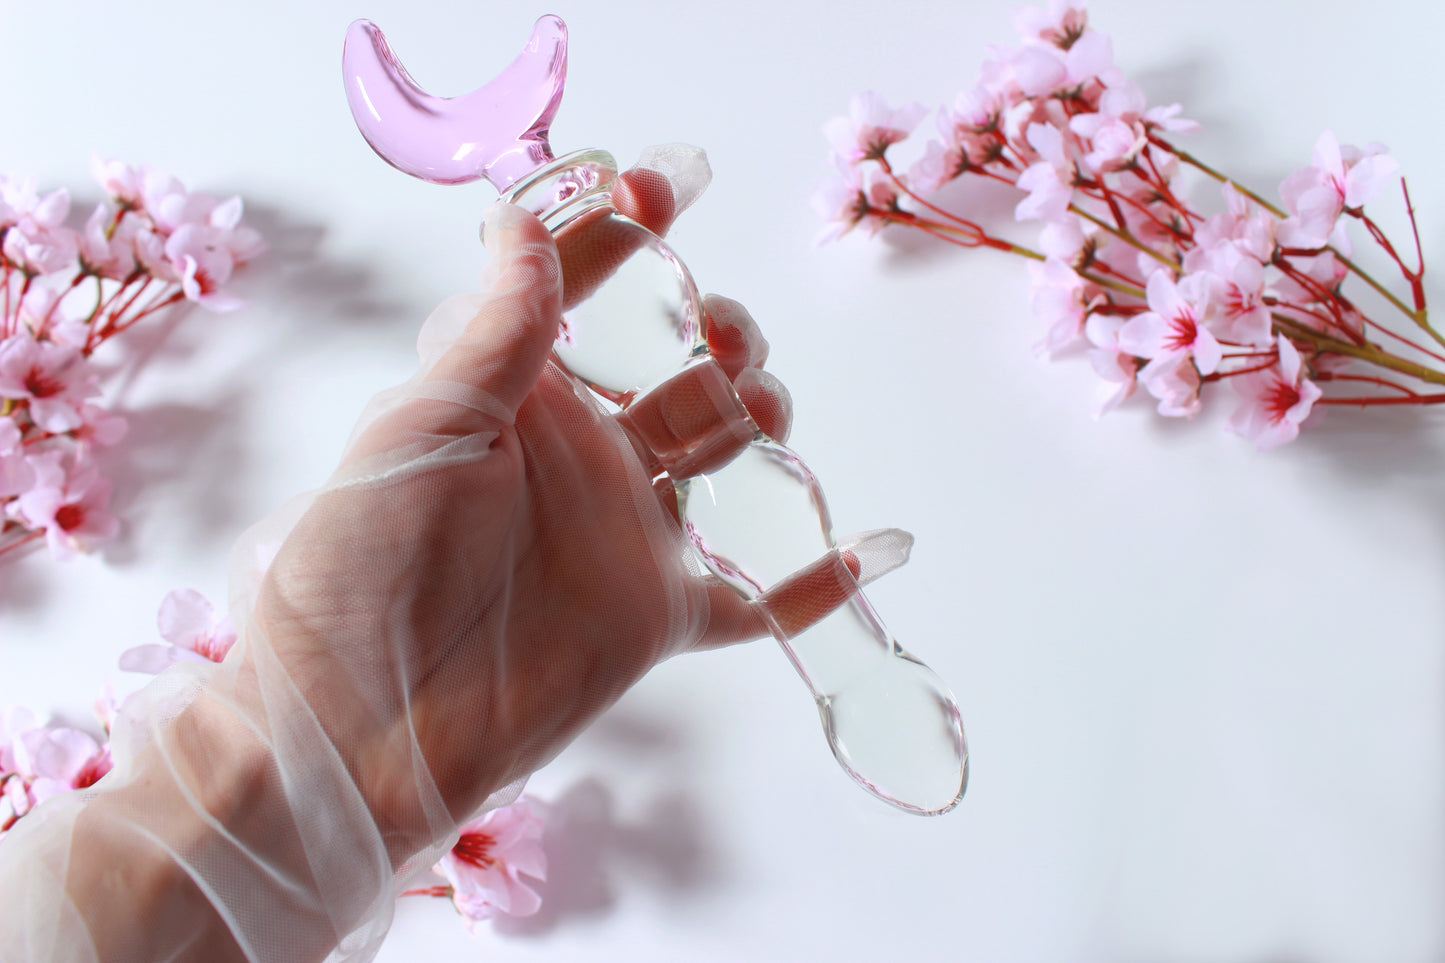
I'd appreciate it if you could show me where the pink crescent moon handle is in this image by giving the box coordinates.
[342,16,568,190]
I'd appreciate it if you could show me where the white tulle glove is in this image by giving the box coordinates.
[0,148,793,962]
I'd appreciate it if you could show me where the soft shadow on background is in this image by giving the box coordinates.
[494,775,722,937]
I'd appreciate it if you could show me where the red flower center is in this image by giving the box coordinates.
[1164,312,1198,353]
[1263,380,1302,424]
[194,632,231,663]
[452,831,497,869]
[75,753,112,789]
[23,366,64,399]
[54,503,85,532]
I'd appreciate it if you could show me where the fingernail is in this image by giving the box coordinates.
[837,528,914,587]
[636,143,712,216]
[481,201,526,257]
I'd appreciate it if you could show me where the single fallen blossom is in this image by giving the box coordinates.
[0,158,262,560]
[403,796,548,930]
[118,587,237,673]
[815,0,1433,450]
[0,704,113,836]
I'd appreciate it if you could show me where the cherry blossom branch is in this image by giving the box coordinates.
[1069,205,1178,270]
[815,3,1433,448]
[1172,141,1431,339]
[1315,372,1426,397]
[1270,315,1445,386]
[0,158,262,562]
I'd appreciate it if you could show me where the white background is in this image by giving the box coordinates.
[2,1,1443,961]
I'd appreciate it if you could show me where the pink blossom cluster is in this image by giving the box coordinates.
[0,586,236,837]
[815,0,1432,450]
[3,586,548,931]
[0,159,262,560]
[0,699,114,836]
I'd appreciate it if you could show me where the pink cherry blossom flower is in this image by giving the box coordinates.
[0,708,112,832]
[139,169,211,234]
[1065,73,1193,174]
[435,798,547,928]
[1094,77,1196,134]
[0,414,34,497]
[0,335,100,433]
[10,452,119,560]
[119,588,238,674]
[79,202,140,280]
[0,706,42,777]
[72,403,128,450]
[909,88,1015,191]
[1084,314,1140,416]
[90,156,146,209]
[0,186,79,276]
[12,725,112,806]
[1014,123,1075,222]
[1137,351,1203,417]
[1069,112,1146,173]
[823,92,927,166]
[1186,182,1275,266]
[0,454,34,499]
[1197,244,1273,347]
[165,224,243,311]
[1227,336,1322,450]
[1117,271,1223,374]
[0,415,21,455]
[1013,0,1089,49]
[1029,257,1097,355]
[1278,131,1398,249]
[93,683,122,735]
[812,164,900,244]
[1038,215,1092,264]
[1004,27,1113,99]
[14,286,65,341]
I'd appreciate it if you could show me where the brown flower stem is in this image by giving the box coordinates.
[1318,373,1423,397]
[880,163,987,234]
[0,530,43,560]
[1316,393,1445,406]
[1170,140,1434,343]
[1069,205,1178,270]
[1166,143,1286,218]
[908,218,1148,299]
[1272,314,1445,386]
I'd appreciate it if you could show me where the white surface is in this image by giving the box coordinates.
[2,1,1443,961]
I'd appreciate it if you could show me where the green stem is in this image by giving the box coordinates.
[1070,205,1178,271]
[1170,145,1286,219]
[1272,314,1445,387]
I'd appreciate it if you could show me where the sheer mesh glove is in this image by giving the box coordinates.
[0,148,792,963]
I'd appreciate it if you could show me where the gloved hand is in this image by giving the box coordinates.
[0,147,794,963]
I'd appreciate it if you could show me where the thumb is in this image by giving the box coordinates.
[421,202,562,425]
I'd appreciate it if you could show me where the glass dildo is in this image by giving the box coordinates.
[343,16,967,814]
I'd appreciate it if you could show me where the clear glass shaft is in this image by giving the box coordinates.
[504,152,968,815]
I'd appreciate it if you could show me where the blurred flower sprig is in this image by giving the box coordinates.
[0,158,263,560]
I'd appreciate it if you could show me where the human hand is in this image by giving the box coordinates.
[0,149,798,963]
[252,151,794,851]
